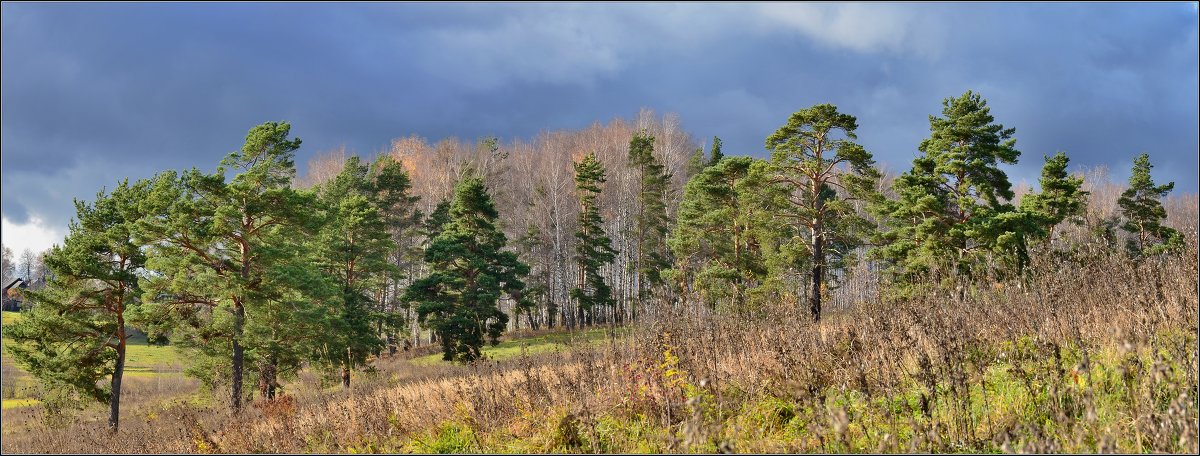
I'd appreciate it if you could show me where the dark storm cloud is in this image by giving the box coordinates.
[2,2,1197,243]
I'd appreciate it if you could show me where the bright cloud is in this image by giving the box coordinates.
[752,3,947,59]
[2,215,63,256]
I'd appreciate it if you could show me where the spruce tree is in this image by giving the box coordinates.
[404,177,529,362]
[708,136,725,167]
[570,152,617,326]
[418,199,452,340]
[876,91,1030,288]
[1019,152,1088,243]
[764,104,881,322]
[4,179,148,431]
[1118,153,1182,256]
[627,131,672,302]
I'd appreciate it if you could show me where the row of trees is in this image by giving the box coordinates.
[6,123,528,432]
[671,91,1183,320]
[4,91,1188,434]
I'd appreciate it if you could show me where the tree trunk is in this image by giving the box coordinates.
[412,318,420,348]
[233,234,251,412]
[375,320,384,358]
[810,223,824,323]
[258,354,278,400]
[108,335,126,432]
[231,300,245,411]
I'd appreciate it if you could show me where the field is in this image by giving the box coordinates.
[409,326,625,365]
[1,311,187,410]
[0,316,624,445]
[0,243,1196,453]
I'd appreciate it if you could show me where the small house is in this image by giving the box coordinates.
[3,278,27,312]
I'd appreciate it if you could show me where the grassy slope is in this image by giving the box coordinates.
[344,329,1198,454]
[2,311,615,409]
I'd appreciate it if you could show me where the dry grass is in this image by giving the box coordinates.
[3,231,1195,454]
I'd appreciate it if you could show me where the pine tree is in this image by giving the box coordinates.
[876,91,1029,289]
[404,177,529,362]
[244,245,335,400]
[313,156,397,388]
[764,104,881,321]
[733,159,813,308]
[367,155,423,356]
[1019,152,1088,243]
[668,156,768,312]
[570,152,617,326]
[4,179,148,431]
[138,122,322,410]
[627,131,673,302]
[425,200,452,239]
[418,199,452,340]
[1118,153,1182,256]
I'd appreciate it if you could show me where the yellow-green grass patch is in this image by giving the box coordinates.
[1,311,21,327]
[0,398,38,409]
[410,327,627,365]
[123,341,183,370]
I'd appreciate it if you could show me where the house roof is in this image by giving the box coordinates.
[4,278,26,291]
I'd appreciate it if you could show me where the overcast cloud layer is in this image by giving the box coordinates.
[3,2,1198,254]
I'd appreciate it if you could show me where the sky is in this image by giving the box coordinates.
[2,2,1198,257]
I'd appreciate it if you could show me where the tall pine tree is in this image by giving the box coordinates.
[876,91,1031,289]
[627,131,673,304]
[404,177,529,362]
[368,155,423,356]
[570,152,617,326]
[764,104,881,321]
[138,122,321,410]
[5,179,148,431]
[313,156,397,388]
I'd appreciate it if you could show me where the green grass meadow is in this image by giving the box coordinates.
[1,311,184,409]
[409,326,625,365]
